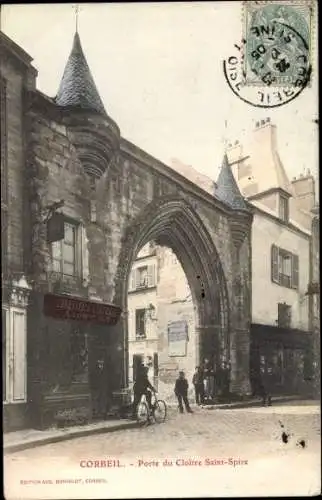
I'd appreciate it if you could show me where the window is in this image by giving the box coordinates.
[52,222,78,276]
[129,265,156,291]
[271,245,299,289]
[137,266,148,288]
[278,303,292,328]
[135,309,146,339]
[279,196,289,222]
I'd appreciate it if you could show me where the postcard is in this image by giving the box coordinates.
[2,1,320,498]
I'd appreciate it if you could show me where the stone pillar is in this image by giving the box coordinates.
[3,276,32,431]
[195,326,202,367]
[121,309,129,388]
[229,216,252,395]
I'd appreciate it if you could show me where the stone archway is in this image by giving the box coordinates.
[114,194,230,386]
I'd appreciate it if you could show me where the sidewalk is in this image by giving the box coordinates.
[168,394,311,410]
[4,418,141,455]
[200,394,311,410]
[4,395,312,455]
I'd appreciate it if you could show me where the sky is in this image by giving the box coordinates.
[1,2,319,187]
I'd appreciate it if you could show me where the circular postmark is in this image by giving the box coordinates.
[223,2,312,108]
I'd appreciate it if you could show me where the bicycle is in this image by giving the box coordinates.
[136,391,167,424]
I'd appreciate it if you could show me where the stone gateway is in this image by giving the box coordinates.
[1,30,252,430]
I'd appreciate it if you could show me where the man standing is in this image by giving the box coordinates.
[89,358,105,419]
[174,371,193,413]
[192,366,204,405]
[203,358,212,402]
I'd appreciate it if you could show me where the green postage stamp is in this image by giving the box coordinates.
[243,1,314,87]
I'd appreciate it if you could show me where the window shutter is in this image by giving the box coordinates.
[287,306,292,327]
[153,353,159,377]
[129,270,135,291]
[271,245,279,283]
[291,254,299,289]
[135,269,140,288]
[147,265,155,287]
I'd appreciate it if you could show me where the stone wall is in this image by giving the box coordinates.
[1,54,35,275]
[24,91,252,396]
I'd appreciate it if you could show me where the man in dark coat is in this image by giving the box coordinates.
[90,359,105,418]
[174,371,193,413]
[132,365,156,418]
[192,366,204,405]
[203,358,213,402]
[251,367,271,406]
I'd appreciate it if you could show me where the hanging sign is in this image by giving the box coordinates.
[47,213,65,243]
[44,293,122,325]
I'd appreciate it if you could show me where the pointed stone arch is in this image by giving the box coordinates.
[114,194,230,383]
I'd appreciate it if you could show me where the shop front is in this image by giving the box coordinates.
[27,292,122,430]
[250,323,314,396]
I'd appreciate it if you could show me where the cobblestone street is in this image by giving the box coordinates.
[4,402,320,498]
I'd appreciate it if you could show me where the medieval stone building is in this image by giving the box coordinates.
[1,30,253,431]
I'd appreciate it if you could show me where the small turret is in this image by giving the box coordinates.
[56,32,106,116]
[214,154,249,211]
[55,32,120,180]
[215,154,251,249]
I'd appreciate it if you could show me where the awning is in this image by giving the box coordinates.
[251,323,313,349]
[43,293,122,325]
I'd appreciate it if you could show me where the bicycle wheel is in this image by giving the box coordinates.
[136,401,149,424]
[153,399,167,423]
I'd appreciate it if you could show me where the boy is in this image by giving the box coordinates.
[174,371,193,413]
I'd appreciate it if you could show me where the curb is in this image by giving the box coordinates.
[200,395,310,410]
[4,420,143,455]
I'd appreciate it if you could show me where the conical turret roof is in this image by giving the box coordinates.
[55,32,106,115]
[215,154,249,210]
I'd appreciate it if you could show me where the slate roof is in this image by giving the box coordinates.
[55,32,106,115]
[215,154,249,211]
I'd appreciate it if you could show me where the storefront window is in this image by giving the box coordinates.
[260,349,283,384]
[294,350,305,377]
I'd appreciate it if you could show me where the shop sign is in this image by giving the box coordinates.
[44,293,122,325]
[168,320,188,357]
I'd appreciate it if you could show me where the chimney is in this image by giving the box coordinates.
[226,140,244,180]
[291,174,316,212]
[227,139,243,163]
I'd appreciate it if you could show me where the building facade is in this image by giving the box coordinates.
[1,34,36,430]
[1,30,254,431]
[128,118,317,398]
[227,119,316,395]
[128,243,196,399]
[308,205,320,396]
[127,242,159,386]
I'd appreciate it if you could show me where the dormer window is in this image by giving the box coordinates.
[279,195,289,222]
